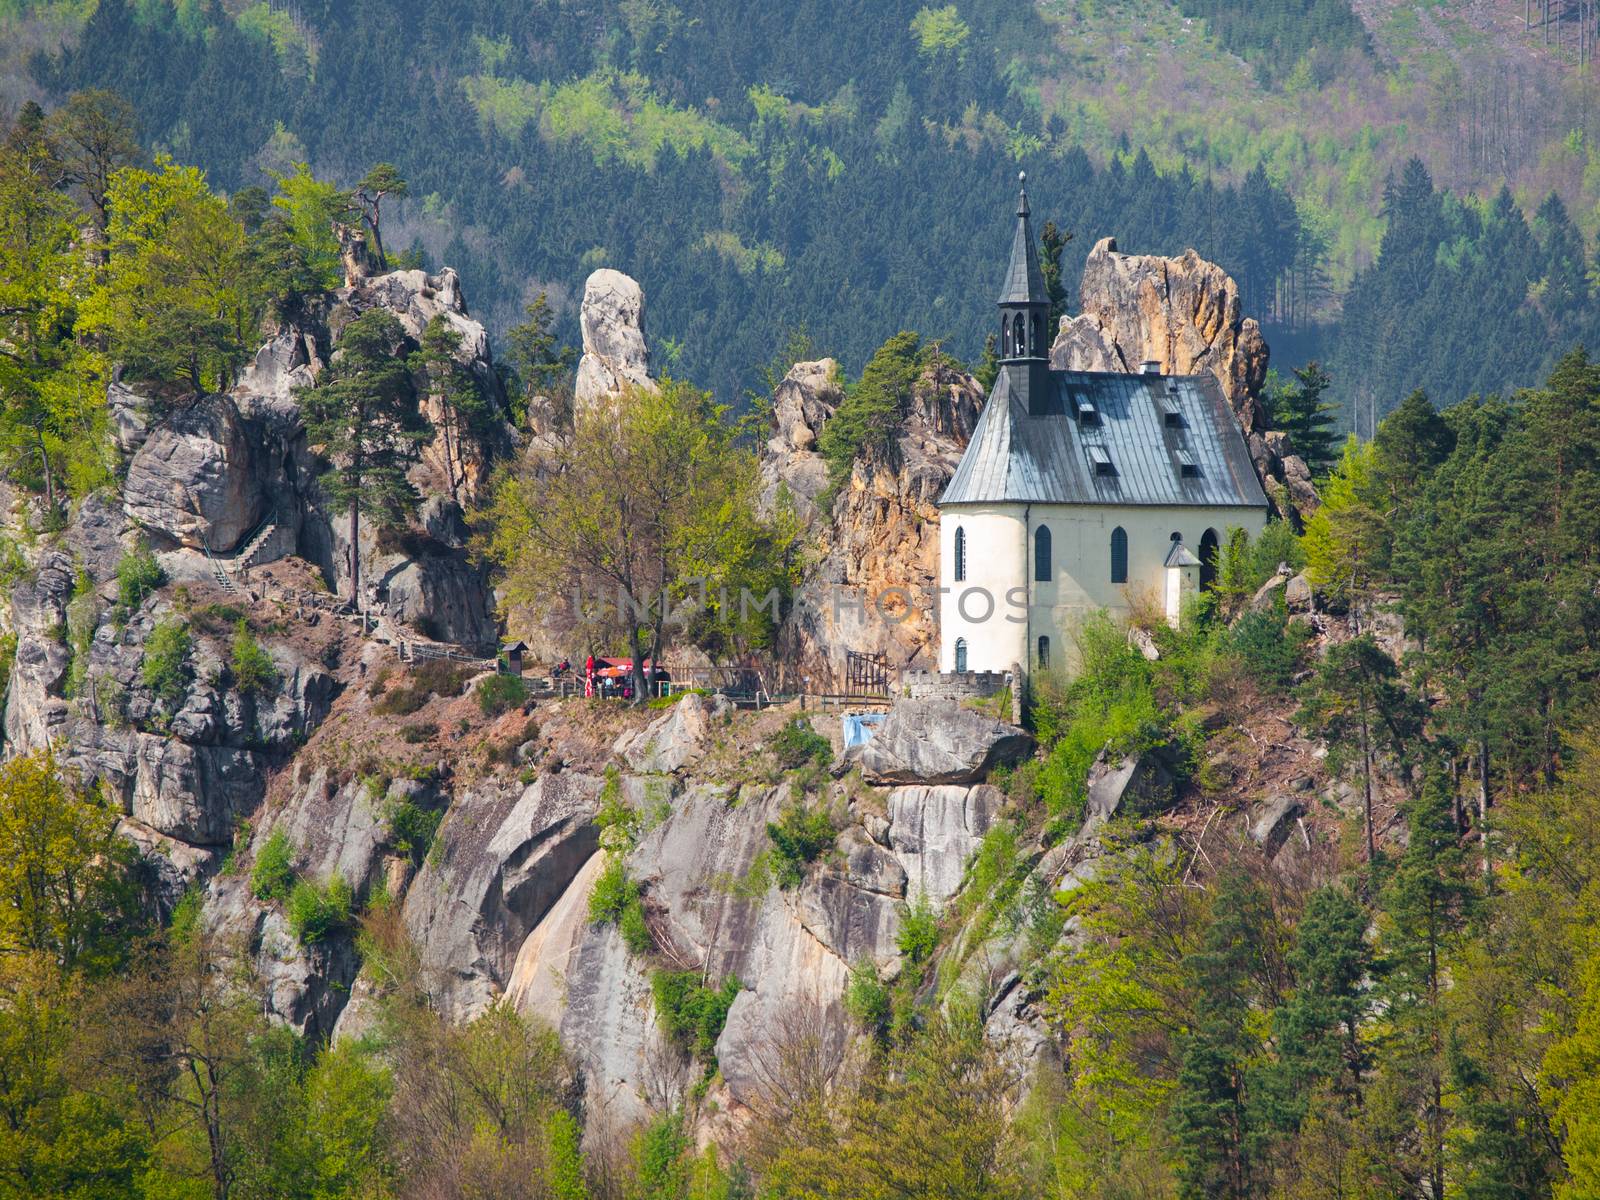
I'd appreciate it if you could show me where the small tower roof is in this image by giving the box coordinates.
[1164,541,1201,568]
[997,171,1050,307]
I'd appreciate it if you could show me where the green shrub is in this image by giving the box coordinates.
[589,855,638,923]
[191,601,247,636]
[116,540,166,609]
[817,331,922,508]
[398,721,437,744]
[770,716,831,769]
[230,620,278,697]
[168,888,203,945]
[251,829,296,902]
[374,685,429,716]
[843,958,891,1035]
[414,659,471,697]
[596,766,640,848]
[589,854,653,954]
[476,673,528,716]
[141,617,193,714]
[650,970,741,1062]
[766,801,836,889]
[619,900,653,955]
[1230,606,1310,693]
[287,874,354,945]
[897,892,939,964]
[386,799,442,864]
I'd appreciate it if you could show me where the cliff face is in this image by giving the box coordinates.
[765,358,984,687]
[1053,237,1319,525]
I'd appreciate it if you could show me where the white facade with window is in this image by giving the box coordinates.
[937,502,1265,676]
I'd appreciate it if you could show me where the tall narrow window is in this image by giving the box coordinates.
[954,526,966,582]
[1037,636,1050,669]
[1034,525,1052,582]
[955,638,968,673]
[1111,526,1128,584]
[1013,313,1025,355]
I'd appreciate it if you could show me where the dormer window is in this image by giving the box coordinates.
[1159,395,1185,427]
[1176,448,1200,477]
[1074,392,1100,427]
[1087,444,1116,477]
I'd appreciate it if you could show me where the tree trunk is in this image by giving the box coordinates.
[348,496,361,608]
[1478,737,1491,878]
[35,425,55,514]
[627,619,648,707]
[1360,696,1376,863]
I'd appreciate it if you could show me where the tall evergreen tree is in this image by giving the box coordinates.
[298,308,428,606]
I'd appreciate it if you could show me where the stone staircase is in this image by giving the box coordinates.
[234,519,278,571]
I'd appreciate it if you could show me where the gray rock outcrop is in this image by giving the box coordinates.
[613,692,732,774]
[575,269,655,409]
[123,393,263,552]
[845,698,1034,785]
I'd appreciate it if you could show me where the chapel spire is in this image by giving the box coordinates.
[996,171,1053,413]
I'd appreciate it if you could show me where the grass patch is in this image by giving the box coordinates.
[230,619,278,697]
[588,854,652,954]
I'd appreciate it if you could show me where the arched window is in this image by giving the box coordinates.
[1111,526,1128,584]
[1013,313,1025,355]
[955,637,968,673]
[1170,531,1182,543]
[1199,528,1220,592]
[1037,635,1050,670]
[1032,313,1043,353]
[1034,525,1052,582]
[953,526,966,582]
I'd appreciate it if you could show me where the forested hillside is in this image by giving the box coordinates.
[5,0,1600,425]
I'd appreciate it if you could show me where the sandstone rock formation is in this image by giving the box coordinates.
[844,698,1035,785]
[123,393,264,553]
[1053,236,1319,525]
[613,691,732,774]
[574,268,656,409]
[768,358,983,685]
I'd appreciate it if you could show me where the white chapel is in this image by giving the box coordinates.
[937,176,1269,677]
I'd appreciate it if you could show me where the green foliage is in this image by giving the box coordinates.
[0,748,141,970]
[844,957,892,1036]
[1228,605,1308,693]
[770,715,831,769]
[78,154,255,391]
[1031,614,1169,826]
[909,5,969,57]
[268,161,347,293]
[296,308,427,602]
[1175,0,1368,86]
[286,873,354,945]
[501,291,577,427]
[229,619,277,697]
[384,798,441,865]
[140,616,191,716]
[114,539,165,609]
[650,970,741,1062]
[766,801,836,889]
[251,828,296,902]
[897,891,939,964]
[588,854,652,954]
[1262,360,1339,476]
[475,672,528,716]
[816,331,922,509]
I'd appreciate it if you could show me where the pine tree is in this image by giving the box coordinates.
[1264,361,1339,476]
[298,309,428,606]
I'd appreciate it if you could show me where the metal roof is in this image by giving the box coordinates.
[997,179,1049,306]
[938,366,1270,510]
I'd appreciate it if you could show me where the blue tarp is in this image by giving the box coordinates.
[841,713,886,749]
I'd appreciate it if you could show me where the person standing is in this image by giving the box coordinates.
[585,653,596,698]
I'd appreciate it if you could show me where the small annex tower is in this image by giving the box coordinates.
[937,173,1270,679]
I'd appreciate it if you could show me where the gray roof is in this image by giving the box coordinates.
[939,367,1270,509]
[997,185,1049,306]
